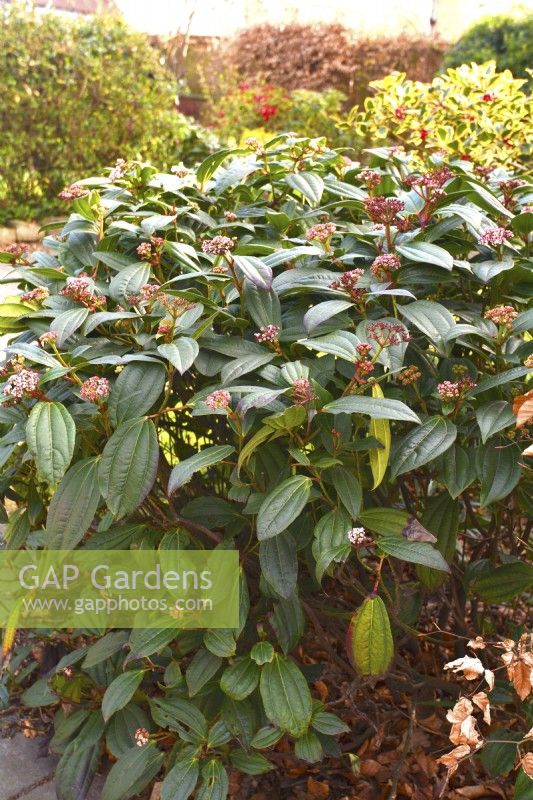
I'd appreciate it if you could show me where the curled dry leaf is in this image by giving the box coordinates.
[484,669,495,692]
[521,752,533,779]
[500,634,533,701]
[437,744,472,776]
[446,698,483,748]
[513,389,533,428]
[472,692,491,725]
[467,637,486,651]
[444,656,484,680]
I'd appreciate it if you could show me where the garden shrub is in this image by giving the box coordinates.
[206,82,349,146]
[225,24,447,105]
[443,12,533,83]
[344,61,533,167]
[0,4,214,224]
[0,137,532,797]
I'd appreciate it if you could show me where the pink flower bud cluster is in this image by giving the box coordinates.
[79,376,111,403]
[353,343,375,384]
[108,158,127,182]
[398,365,421,385]
[157,320,173,336]
[305,222,336,243]
[171,164,190,178]
[4,243,27,260]
[479,227,512,247]
[405,166,453,193]
[437,376,476,401]
[224,211,238,222]
[58,184,88,202]
[39,331,58,347]
[292,377,315,405]
[205,389,231,411]
[357,169,381,189]
[245,137,262,151]
[330,268,365,302]
[134,728,150,747]
[484,305,518,326]
[2,369,40,402]
[136,242,152,260]
[157,295,195,314]
[202,236,236,255]
[21,287,49,303]
[254,324,280,343]
[347,527,367,545]
[363,196,405,224]
[368,321,410,347]
[140,283,161,302]
[60,276,104,310]
[370,254,401,280]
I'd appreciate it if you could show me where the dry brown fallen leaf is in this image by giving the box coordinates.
[149,782,161,800]
[513,389,533,428]
[521,752,533,779]
[307,777,330,798]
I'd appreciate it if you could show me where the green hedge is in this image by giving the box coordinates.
[443,13,533,83]
[0,5,212,223]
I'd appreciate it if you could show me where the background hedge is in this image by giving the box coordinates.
[443,12,533,82]
[0,5,211,223]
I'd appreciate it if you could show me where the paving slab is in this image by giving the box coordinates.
[0,734,56,800]
[0,735,104,800]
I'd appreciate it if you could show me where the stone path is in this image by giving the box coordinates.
[0,734,104,799]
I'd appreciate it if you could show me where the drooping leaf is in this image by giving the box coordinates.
[347,596,393,676]
[98,418,159,518]
[233,255,273,290]
[259,531,298,598]
[108,362,166,427]
[476,401,516,444]
[368,383,391,488]
[161,753,199,800]
[378,536,450,572]
[158,338,199,375]
[260,654,312,737]
[51,307,90,346]
[390,417,457,478]
[285,172,324,205]
[26,401,76,485]
[479,441,522,506]
[101,743,164,800]
[220,656,260,701]
[327,465,362,518]
[46,457,101,548]
[324,395,420,423]
[256,475,312,540]
[102,670,145,722]
[168,445,235,496]
[470,562,533,603]
[438,444,476,499]
[397,241,453,270]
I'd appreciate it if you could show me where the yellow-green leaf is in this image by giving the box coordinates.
[348,596,393,676]
[368,384,390,489]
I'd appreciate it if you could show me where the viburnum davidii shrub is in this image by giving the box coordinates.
[344,61,533,167]
[1,137,532,798]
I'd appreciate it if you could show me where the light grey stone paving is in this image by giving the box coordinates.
[0,734,104,800]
